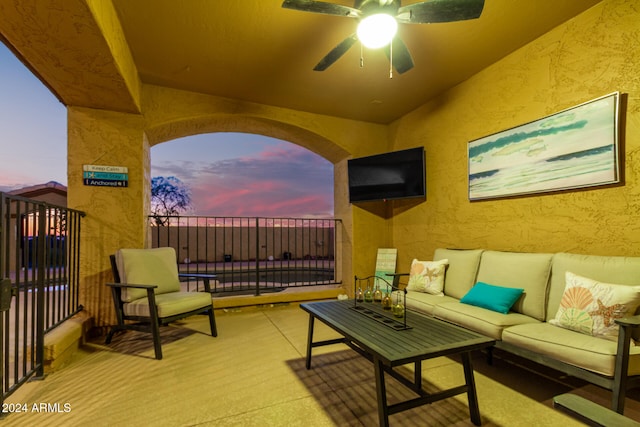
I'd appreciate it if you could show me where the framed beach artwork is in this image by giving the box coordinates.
[468,92,621,201]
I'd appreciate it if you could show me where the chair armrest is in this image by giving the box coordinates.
[615,315,640,328]
[611,314,640,413]
[178,273,217,292]
[106,282,158,290]
[553,393,640,426]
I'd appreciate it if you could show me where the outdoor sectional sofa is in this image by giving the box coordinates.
[402,248,640,414]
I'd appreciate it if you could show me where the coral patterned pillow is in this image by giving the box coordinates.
[406,259,448,296]
[550,271,640,338]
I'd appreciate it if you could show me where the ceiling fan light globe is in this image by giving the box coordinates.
[357,13,398,49]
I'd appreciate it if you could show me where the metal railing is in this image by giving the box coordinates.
[0,193,84,408]
[149,216,342,296]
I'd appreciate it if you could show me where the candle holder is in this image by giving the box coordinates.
[352,274,410,330]
[392,290,405,318]
[373,283,383,303]
[364,280,373,302]
[381,290,392,310]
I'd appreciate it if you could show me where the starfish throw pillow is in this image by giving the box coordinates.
[406,259,448,296]
[550,271,640,339]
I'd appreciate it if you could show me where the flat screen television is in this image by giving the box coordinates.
[348,147,425,203]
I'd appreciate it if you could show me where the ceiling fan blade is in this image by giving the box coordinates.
[386,37,414,74]
[282,0,361,18]
[396,0,484,24]
[314,34,358,71]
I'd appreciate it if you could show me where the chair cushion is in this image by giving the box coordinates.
[433,248,484,299]
[116,248,181,302]
[548,253,640,322]
[475,250,553,321]
[405,291,458,316]
[433,301,539,340]
[503,323,640,377]
[123,291,212,318]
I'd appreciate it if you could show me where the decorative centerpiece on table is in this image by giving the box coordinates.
[351,275,410,330]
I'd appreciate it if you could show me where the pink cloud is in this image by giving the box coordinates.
[153,138,334,218]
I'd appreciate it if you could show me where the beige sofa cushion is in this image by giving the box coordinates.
[548,252,640,322]
[123,291,212,318]
[503,322,640,377]
[405,291,458,316]
[475,250,553,321]
[433,248,483,299]
[433,301,540,340]
[116,247,181,302]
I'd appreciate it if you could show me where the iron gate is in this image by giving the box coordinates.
[0,193,84,413]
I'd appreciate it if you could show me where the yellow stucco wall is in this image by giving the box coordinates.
[387,0,640,271]
[67,107,150,326]
[67,86,390,325]
[66,0,639,327]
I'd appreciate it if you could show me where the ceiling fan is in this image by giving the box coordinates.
[282,0,485,74]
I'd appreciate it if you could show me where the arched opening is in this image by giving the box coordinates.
[150,132,334,218]
[148,130,344,298]
[139,104,360,299]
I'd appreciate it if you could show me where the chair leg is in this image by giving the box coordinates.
[208,307,218,337]
[144,288,163,360]
[105,327,118,344]
[150,317,163,360]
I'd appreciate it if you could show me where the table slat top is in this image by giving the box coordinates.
[301,299,494,366]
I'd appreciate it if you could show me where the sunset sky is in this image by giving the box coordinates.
[0,43,334,218]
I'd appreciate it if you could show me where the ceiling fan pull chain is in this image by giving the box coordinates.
[360,42,364,68]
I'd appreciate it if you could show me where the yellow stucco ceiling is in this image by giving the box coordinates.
[0,0,602,124]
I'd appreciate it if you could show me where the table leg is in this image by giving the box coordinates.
[414,360,422,389]
[305,315,315,370]
[462,352,482,426]
[374,357,389,427]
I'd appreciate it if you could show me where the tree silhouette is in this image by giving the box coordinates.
[150,176,192,226]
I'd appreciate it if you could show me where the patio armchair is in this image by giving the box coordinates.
[106,247,217,360]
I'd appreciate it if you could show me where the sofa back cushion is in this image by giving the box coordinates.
[547,252,640,322]
[115,247,181,302]
[475,251,553,321]
[433,248,483,299]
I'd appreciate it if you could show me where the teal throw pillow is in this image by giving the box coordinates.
[460,282,524,314]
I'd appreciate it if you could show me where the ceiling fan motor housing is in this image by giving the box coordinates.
[356,0,400,17]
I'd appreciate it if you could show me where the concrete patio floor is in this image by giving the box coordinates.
[4,302,640,426]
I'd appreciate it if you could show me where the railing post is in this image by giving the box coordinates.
[0,193,6,413]
[255,217,260,296]
[34,204,47,379]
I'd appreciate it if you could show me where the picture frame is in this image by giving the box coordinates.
[468,92,621,201]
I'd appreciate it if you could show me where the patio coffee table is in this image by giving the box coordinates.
[301,299,495,426]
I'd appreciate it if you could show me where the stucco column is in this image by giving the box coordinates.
[67,106,149,330]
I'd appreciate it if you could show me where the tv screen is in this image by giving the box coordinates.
[348,147,425,203]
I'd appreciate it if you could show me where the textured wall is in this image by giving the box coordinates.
[0,0,139,113]
[138,84,397,296]
[67,107,148,327]
[66,86,393,323]
[387,0,640,270]
[63,2,640,321]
